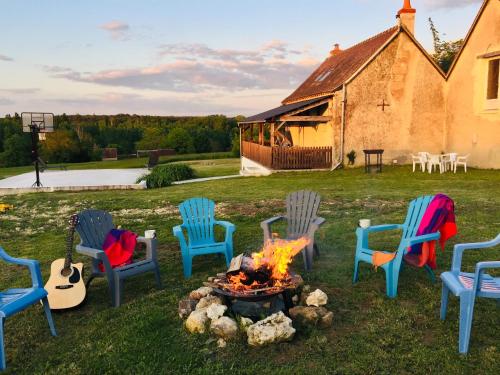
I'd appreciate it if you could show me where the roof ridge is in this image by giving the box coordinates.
[334,26,398,56]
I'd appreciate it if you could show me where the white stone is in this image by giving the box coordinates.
[206,304,227,321]
[306,289,328,307]
[210,317,238,339]
[185,308,208,334]
[247,312,296,346]
[196,295,223,310]
[189,286,213,300]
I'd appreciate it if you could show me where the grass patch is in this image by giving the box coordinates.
[0,166,499,374]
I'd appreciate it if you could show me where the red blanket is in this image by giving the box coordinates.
[407,194,457,269]
[99,229,137,272]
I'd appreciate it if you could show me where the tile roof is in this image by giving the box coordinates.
[282,26,399,104]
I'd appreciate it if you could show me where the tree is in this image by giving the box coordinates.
[40,130,81,163]
[429,18,463,73]
[135,127,169,150]
[165,127,195,154]
[0,134,32,167]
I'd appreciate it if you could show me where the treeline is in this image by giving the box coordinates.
[0,113,242,167]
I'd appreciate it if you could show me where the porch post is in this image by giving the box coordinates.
[270,123,275,146]
[239,126,242,158]
[259,124,264,145]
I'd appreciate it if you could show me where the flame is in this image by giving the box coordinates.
[227,236,310,291]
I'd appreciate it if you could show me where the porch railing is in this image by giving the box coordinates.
[241,141,332,170]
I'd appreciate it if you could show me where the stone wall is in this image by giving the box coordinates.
[343,32,446,167]
[445,0,500,169]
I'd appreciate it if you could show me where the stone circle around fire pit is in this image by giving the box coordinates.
[179,281,333,347]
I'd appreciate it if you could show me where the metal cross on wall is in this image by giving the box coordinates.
[377,99,390,111]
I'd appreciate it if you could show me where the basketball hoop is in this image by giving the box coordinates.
[22,112,54,133]
[21,112,55,187]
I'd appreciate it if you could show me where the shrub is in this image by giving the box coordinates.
[137,163,195,188]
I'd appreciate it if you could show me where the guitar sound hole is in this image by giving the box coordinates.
[61,267,73,277]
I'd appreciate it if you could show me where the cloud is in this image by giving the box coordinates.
[39,91,249,116]
[422,0,483,9]
[100,21,130,41]
[0,98,14,105]
[0,88,40,94]
[44,41,318,93]
[0,54,13,62]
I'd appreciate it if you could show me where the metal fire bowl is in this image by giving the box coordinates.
[212,273,303,302]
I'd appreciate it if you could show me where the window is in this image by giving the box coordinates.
[315,70,332,83]
[487,59,499,100]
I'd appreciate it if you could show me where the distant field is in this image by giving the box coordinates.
[0,152,236,180]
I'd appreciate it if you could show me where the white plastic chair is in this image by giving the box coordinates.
[454,154,469,173]
[411,154,426,172]
[427,154,443,174]
[445,152,458,171]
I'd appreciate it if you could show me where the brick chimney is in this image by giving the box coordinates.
[397,0,416,34]
[330,44,341,56]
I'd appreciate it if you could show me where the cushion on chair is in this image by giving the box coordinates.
[0,288,48,318]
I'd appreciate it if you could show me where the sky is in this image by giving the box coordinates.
[0,0,484,117]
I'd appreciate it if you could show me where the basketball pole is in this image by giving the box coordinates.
[30,124,42,187]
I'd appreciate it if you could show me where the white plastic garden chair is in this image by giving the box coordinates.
[411,154,426,172]
[441,153,457,172]
[427,154,443,174]
[454,154,469,173]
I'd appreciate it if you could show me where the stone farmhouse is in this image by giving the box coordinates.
[238,0,500,174]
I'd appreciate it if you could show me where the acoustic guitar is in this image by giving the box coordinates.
[45,214,86,310]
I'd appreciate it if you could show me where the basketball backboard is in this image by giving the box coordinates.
[22,112,54,133]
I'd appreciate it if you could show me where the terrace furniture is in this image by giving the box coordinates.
[440,234,500,354]
[442,153,458,172]
[0,246,56,371]
[146,151,160,169]
[427,154,443,174]
[411,154,426,172]
[37,157,67,172]
[353,195,439,298]
[75,210,162,307]
[173,198,235,278]
[454,154,469,173]
[261,190,325,271]
[363,149,384,173]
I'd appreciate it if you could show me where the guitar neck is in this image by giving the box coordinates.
[63,216,78,270]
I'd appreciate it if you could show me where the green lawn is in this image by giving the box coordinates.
[0,166,499,374]
[0,152,234,180]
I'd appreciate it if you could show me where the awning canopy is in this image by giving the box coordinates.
[238,97,330,124]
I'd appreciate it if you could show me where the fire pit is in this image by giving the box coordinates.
[205,238,309,318]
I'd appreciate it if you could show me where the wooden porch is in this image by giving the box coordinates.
[241,141,333,170]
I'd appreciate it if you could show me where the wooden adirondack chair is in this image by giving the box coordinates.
[75,210,162,307]
[261,190,325,271]
[0,246,56,371]
[173,198,235,278]
[440,234,500,354]
[353,195,440,298]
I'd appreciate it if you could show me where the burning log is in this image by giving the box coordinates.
[227,254,272,287]
[221,237,310,293]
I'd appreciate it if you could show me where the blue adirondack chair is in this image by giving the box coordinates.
[173,198,235,278]
[353,195,440,298]
[0,246,56,371]
[440,234,500,354]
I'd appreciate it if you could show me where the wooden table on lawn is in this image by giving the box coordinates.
[363,149,384,173]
